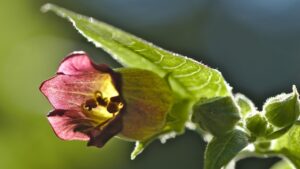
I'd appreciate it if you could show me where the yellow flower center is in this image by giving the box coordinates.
[82,91,123,128]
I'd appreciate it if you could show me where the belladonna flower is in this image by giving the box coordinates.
[40,51,173,148]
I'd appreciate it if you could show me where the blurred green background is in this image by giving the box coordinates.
[1,0,300,168]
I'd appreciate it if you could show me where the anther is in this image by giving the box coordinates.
[107,102,120,114]
[96,97,109,106]
[84,99,97,111]
[110,96,122,103]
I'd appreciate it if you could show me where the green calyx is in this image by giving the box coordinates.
[116,68,174,141]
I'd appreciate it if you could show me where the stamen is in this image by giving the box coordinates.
[96,119,111,129]
[81,91,124,128]
[107,102,120,114]
[94,91,103,98]
[110,96,122,102]
[84,99,97,111]
[96,97,109,106]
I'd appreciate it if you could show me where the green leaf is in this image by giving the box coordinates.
[270,160,294,169]
[272,122,300,168]
[192,96,240,136]
[234,93,256,118]
[42,3,231,100]
[204,130,249,169]
[264,86,300,128]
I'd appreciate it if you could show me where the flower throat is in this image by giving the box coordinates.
[82,91,124,127]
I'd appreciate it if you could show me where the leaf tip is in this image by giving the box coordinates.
[41,3,68,19]
[130,154,137,160]
[292,85,299,97]
[130,142,144,160]
[41,3,54,13]
[130,154,136,160]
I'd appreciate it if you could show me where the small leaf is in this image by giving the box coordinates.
[234,93,256,118]
[131,140,151,160]
[42,3,231,100]
[270,160,295,169]
[204,130,249,169]
[192,96,240,136]
[265,124,293,140]
[272,122,300,168]
[130,127,178,159]
[264,86,300,128]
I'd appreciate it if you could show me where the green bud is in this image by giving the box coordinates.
[245,113,268,137]
[235,93,256,118]
[264,86,300,128]
[192,96,240,136]
[116,68,173,141]
[255,141,271,151]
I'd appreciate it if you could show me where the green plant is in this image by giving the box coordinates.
[40,4,300,169]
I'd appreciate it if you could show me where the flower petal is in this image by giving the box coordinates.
[40,73,118,110]
[47,110,90,141]
[41,52,124,147]
[87,114,123,148]
[57,51,98,75]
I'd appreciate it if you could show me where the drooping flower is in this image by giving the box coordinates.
[40,51,173,148]
[40,51,124,147]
